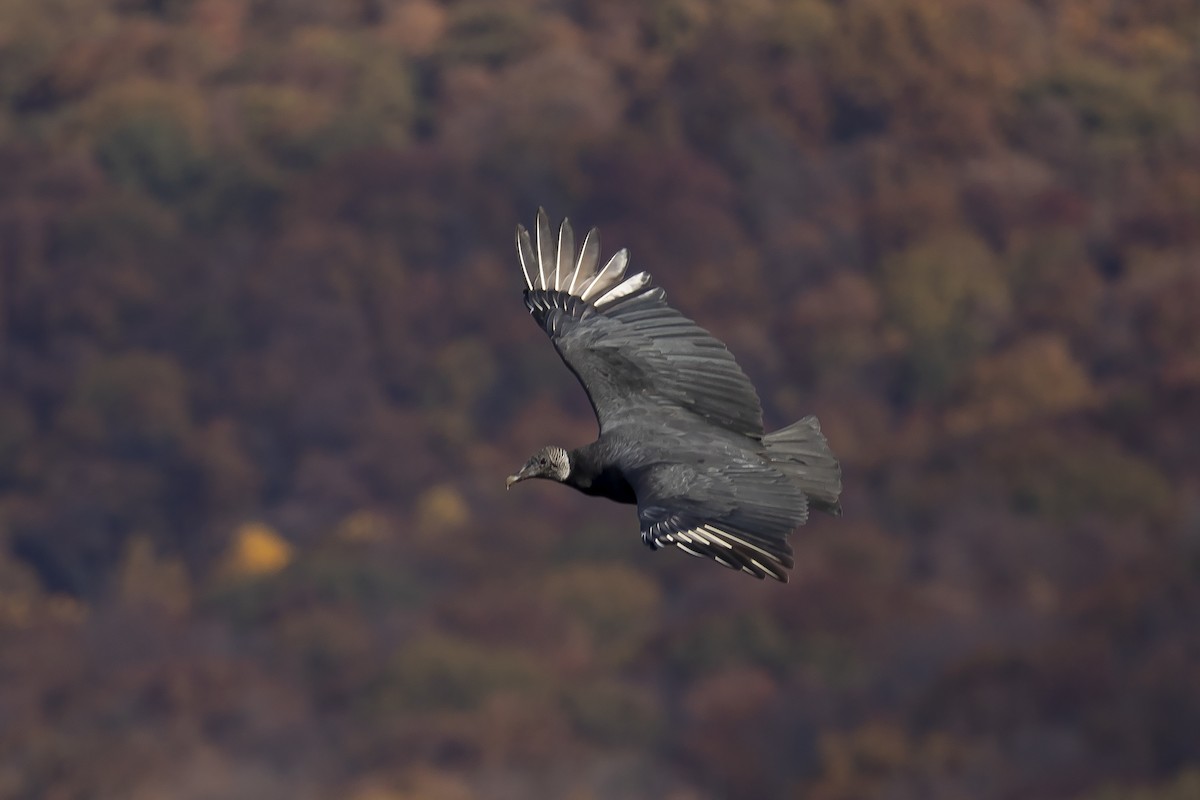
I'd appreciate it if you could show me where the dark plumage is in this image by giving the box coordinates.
[507,210,841,582]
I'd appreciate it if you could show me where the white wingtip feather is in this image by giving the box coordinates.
[516,226,535,290]
[556,219,574,292]
[702,526,735,548]
[535,208,554,290]
[594,271,650,309]
[579,249,629,302]
[518,212,644,306]
[569,228,599,295]
[713,529,781,564]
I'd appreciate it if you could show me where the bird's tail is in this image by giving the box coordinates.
[764,415,842,516]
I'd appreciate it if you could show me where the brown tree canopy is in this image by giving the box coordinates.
[1,1,1198,798]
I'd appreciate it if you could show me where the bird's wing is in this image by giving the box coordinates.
[633,460,808,582]
[517,209,764,438]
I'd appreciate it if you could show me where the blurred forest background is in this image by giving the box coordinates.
[1,0,1198,798]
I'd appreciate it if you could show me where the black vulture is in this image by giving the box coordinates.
[507,210,841,582]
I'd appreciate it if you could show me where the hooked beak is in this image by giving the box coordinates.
[505,470,527,490]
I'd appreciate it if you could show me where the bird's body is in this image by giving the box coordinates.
[569,423,768,502]
[508,210,841,582]
[561,438,639,503]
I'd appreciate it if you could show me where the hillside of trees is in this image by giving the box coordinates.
[1,1,1198,797]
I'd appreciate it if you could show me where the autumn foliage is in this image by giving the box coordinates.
[1,1,1198,798]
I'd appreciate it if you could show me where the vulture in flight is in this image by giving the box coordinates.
[507,210,841,582]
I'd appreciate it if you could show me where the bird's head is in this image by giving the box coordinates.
[507,446,570,488]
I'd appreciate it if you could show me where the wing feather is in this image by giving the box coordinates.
[570,227,600,294]
[516,225,536,290]
[536,210,554,290]
[555,219,575,292]
[580,249,630,302]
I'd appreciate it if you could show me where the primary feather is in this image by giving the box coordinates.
[510,209,841,582]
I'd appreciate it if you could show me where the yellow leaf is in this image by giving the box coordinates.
[416,484,470,532]
[223,522,293,577]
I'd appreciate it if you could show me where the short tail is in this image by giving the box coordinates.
[764,415,842,516]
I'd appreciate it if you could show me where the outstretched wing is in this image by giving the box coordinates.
[517,209,764,438]
[635,460,809,582]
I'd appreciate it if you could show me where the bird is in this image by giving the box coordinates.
[506,209,841,582]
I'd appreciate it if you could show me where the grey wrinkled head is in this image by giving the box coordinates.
[507,446,571,488]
